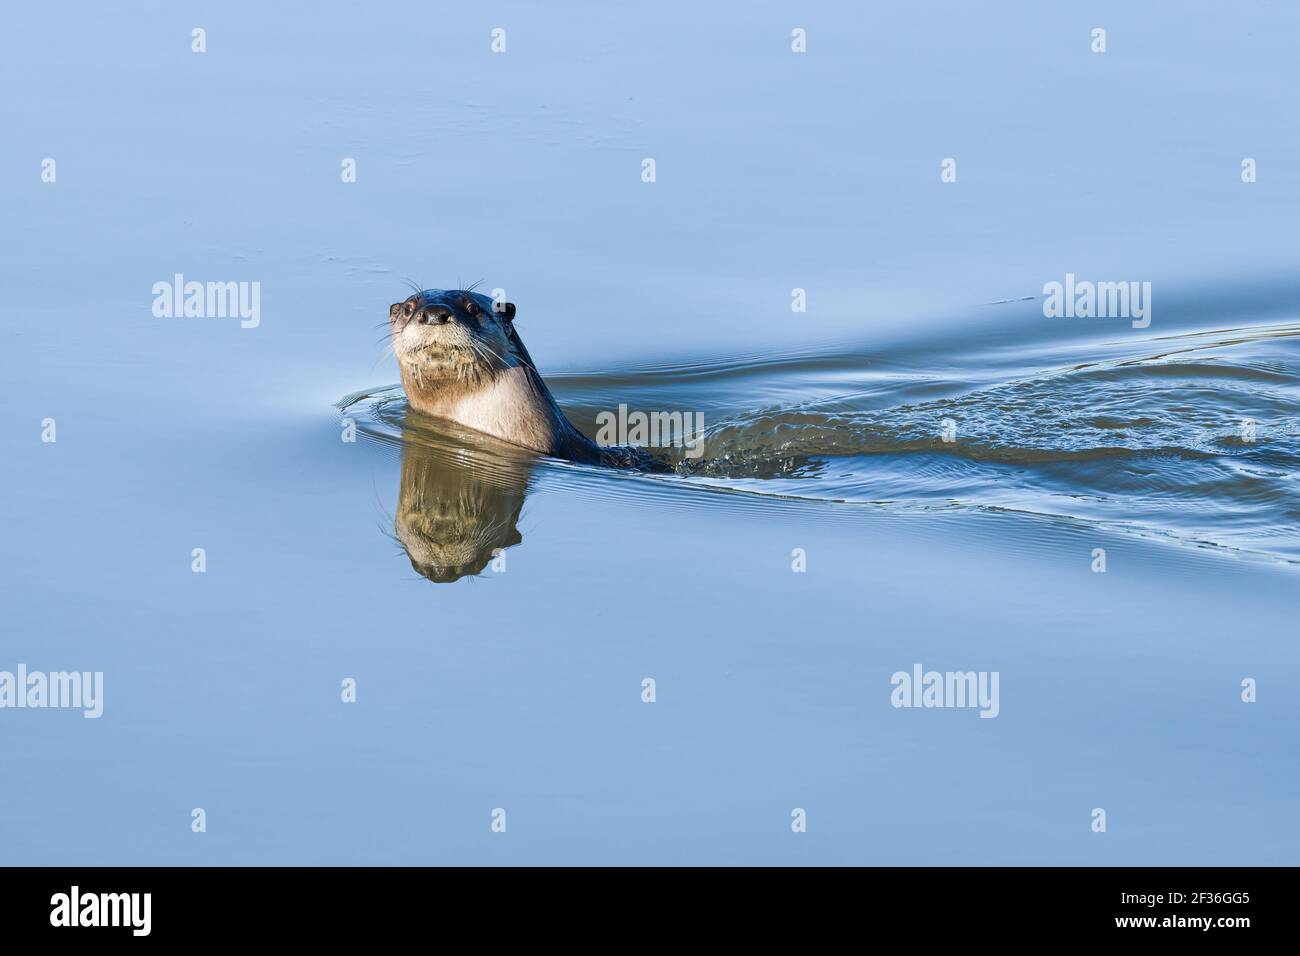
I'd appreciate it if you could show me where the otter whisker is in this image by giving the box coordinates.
[369,339,397,373]
[465,337,493,366]
[469,336,510,369]
[467,340,495,365]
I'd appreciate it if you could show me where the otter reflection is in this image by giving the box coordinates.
[394,417,533,583]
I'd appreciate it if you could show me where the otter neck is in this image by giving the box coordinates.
[401,362,601,463]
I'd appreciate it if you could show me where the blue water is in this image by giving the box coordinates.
[2,1,1298,865]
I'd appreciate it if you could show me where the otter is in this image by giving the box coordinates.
[389,288,656,468]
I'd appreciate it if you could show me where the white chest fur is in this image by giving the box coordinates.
[418,366,563,454]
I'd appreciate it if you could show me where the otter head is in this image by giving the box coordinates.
[386,286,600,460]
[389,289,519,392]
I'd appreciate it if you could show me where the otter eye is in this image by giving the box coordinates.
[464,300,479,316]
[403,301,415,317]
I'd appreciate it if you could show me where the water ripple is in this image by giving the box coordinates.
[342,319,1300,566]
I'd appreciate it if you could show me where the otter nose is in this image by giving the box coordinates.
[417,305,451,325]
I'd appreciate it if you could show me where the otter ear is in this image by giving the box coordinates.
[496,301,516,322]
